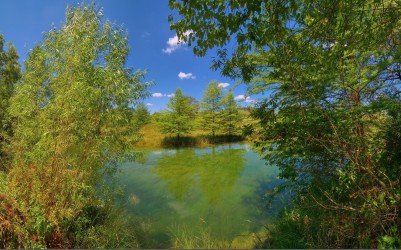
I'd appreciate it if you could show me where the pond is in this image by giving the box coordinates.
[119,143,284,248]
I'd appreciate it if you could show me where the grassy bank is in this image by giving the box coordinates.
[134,124,247,148]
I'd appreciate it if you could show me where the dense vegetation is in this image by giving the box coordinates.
[0,34,20,172]
[169,0,401,248]
[0,4,152,248]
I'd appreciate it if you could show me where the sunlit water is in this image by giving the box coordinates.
[119,143,284,247]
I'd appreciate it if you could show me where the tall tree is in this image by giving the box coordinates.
[220,90,241,136]
[0,34,20,171]
[1,4,150,248]
[132,103,151,129]
[200,81,223,136]
[169,0,401,247]
[158,88,196,139]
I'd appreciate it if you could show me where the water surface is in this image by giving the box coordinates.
[119,143,283,247]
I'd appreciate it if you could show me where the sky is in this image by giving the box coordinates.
[0,0,257,113]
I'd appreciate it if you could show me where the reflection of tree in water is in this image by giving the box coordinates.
[153,146,246,203]
[199,147,246,203]
[153,149,198,199]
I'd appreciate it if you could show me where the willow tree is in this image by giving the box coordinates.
[0,35,20,171]
[1,3,150,248]
[169,0,401,248]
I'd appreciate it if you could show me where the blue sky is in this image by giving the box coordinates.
[0,0,256,112]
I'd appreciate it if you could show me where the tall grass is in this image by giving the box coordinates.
[169,225,230,249]
[168,224,263,249]
[76,206,153,248]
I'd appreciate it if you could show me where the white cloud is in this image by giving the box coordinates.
[235,94,246,100]
[146,103,153,106]
[162,35,181,54]
[218,82,230,88]
[152,92,176,98]
[245,97,256,103]
[178,72,196,80]
[152,92,164,97]
[235,94,256,104]
[162,31,192,54]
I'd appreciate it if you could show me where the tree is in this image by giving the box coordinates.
[132,103,151,129]
[169,0,401,247]
[158,88,196,139]
[0,34,20,171]
[220,90,241,136]
[1,3,150,248]
[200,81,223,136]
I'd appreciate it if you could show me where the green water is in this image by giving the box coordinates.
[119,143,283,247]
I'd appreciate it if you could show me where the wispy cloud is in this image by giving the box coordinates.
[151,92,175,98]
[235,94,245,100]
[162,31,191,54]
[245,97,256,103]
[152,92,164,97]
[235,94,255,103]
[141,32,151,38]
[218,82,230,88]
[146,103,153,106]
[178,72,196,80]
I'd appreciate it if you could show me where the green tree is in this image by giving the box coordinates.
[0,34,21,171]
[1,3,150,248]
[169,0,401,247]
[158,88,196,139]
[200,81,223,136]
[133,103,151,129]
[220,90,241,136]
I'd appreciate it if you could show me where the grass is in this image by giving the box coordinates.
[168,224,260,249]
[134,123,246,149]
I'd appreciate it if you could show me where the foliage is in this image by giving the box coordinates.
[76,206,152,248]
[158,88,196,139]
[1,3,150,248]
[220,90,242,136]
[132,103,151,129]
[200,81,224,136]
[169,0,401,247]
[0,34,20,171]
